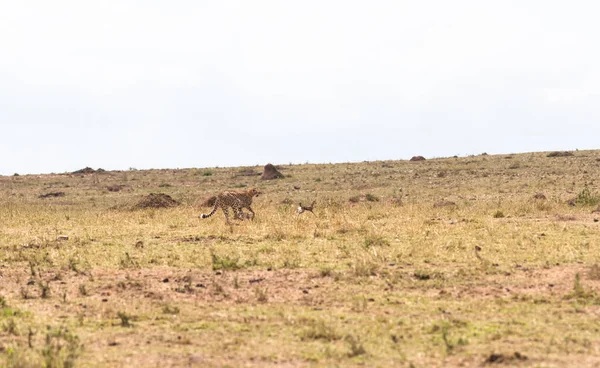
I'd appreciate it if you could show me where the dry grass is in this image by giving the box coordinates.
[1,150,600,366]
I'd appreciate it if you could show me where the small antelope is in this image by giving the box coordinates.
[297,201,316,215]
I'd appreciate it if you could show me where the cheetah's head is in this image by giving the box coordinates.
[248,188,262,197]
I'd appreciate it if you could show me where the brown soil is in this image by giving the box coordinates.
[0,264,592,312]
[134,193,179,209]
[261,163,284,180]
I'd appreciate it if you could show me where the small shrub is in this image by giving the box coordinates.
[162,305,180,314]
[365,193,379,202]
[319,267,335,277]
[575,187,600,207]
[78,284,88,296]
[29,260,38,277]
[348,195,361,203]
[493,210,505,218]
[213,282,225,296]
[363,235,389,248]
[441,324,454,354]
[346,335,367,357]
[390,197,403,206]
[351,258,379,277]
[119,252,140,269]
[565,273,600,303]
[300,320,340,341]
[203,171,213,176]
[117,312,133,327]
[254,287,268,303]
[414,270,431,280]
[69,258,82,274]
[41,326,83,368]
[414,270,444,281]
[39,281,51,299]
[282,255,301,269]
[3,318,19,336]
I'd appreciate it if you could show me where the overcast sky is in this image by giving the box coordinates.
[1,1,599,175]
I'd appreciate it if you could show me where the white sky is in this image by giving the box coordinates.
[1,1,599,175]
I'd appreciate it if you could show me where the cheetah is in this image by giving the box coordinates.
[200,188,262,224]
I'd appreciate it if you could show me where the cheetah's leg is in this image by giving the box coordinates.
[245,206,256,220]
[222,206,232,224]
[233,206,245,220]
[232,199,246,220]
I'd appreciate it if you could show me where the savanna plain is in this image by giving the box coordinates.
[2,150,600,367]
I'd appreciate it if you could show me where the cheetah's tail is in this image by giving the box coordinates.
[200,202,218,219]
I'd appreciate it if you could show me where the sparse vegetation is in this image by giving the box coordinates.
[1,150,600,366]
[365,193,379,202]
[211,251,241,271]
[575,187,600,207]
[363,234,389,248]
[117,312,134,327]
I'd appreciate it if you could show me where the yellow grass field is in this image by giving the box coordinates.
[1,150,600,367]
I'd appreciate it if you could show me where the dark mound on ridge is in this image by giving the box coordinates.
[134,193,179,209]
[261,163,284,180]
